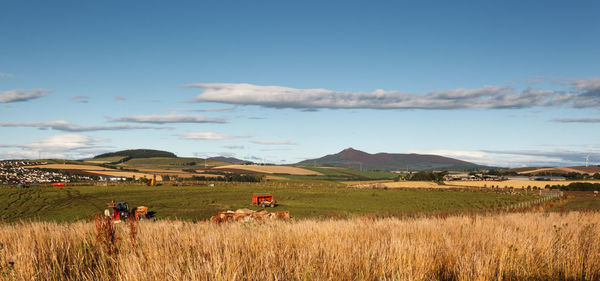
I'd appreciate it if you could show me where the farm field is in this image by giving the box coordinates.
[1,212,598,281]
[0,182,542,222]
[119,157,229,169]
[24,164,115,171]
[212,164,322,175]
[556,191,600,211]
[301,166,398,179]
[384,181,447,188]
[444,179,600,189]
[514,166,600,175]
[84,156,128,164]
[24,163,162,180]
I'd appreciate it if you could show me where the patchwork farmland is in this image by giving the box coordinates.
[1,151,599,281]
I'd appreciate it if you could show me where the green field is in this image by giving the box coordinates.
[553,192,600,211]
[0,182,543,222]
[120,157,229,169]
[288,166,398,181]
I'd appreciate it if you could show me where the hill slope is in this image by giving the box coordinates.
[297,148,488,171]
[208,156,252,165]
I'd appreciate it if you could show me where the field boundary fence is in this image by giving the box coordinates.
[505,190,563,210]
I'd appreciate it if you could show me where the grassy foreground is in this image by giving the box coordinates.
[0,182,541,222]
[0,212,599,281]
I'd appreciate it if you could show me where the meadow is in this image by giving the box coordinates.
[0,182,542,222]
[0,212,598,281]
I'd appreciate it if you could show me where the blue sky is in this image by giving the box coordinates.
[1,0,599,167]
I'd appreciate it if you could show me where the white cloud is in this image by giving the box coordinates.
[571,77,600,91]
[0,120,167,132]
[0,133,109,160]
[178,132,250,140]
[113,114,226,124]
[251,140,296,145]
[26,134,103,151]
[0,89,50,103]
[409,149,600,168]
[184,78,600,110]
[0,73,13,78]
[115,96,127,101]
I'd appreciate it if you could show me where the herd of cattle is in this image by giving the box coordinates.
[210,208,290,223]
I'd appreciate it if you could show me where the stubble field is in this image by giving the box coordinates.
[0,212,598,281]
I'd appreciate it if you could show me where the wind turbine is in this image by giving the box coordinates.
[585,155,590,167]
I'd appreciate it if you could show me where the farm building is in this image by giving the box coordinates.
[529,176,566,181]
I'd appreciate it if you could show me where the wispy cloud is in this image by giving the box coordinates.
[113,114,227,124]
[410,149,600,168]
[193,107,236,112]
[0,73,13,78]
[115,96,127,101]
[71,95,90,103]
[251,140,296,145]
[552,118,600,123]
[0,133,109,160]
[184,78,600,110]
[259,148,293,151]
[0,120,167,132]
[224,145,245,149]
[177,132,250,140]
[0,89,50,103]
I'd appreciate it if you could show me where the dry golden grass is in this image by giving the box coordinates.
[384,181,449,188]
[264,175,290,180]
[24,164,163,181]
[89,171,163,181]
[445,180,600,189]
[213,164,323,175]
[24,164,115,171]
[342,179,394,185]
[132,168,219,178]
[1,212,599,281]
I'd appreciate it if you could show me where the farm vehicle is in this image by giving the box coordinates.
[104,201,149,222]
[251,193,277,208]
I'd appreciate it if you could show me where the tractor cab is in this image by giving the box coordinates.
[106,201,130,221]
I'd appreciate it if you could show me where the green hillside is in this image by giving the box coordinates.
[94,149,177,159]
[298,148,490,171]
[121,157,229,169]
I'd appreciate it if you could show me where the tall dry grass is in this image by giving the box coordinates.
[1,212,599,281]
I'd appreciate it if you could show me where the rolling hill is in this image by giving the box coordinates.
[208,156,252,165]
[94,149,177,159]
[297,148,489,171]
[509,166,600,175]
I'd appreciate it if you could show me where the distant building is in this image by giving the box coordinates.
[529,176,566,181]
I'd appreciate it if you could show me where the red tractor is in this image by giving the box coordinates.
[251,193,276,208]
[104,201,149,221]
[105,201,130,221]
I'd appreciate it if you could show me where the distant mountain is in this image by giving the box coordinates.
[208,156,252,165]
[94,149,177,159]
[297,148,489,171]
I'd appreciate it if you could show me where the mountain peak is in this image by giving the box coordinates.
[337,148,369,157]
[298,149,489,171]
